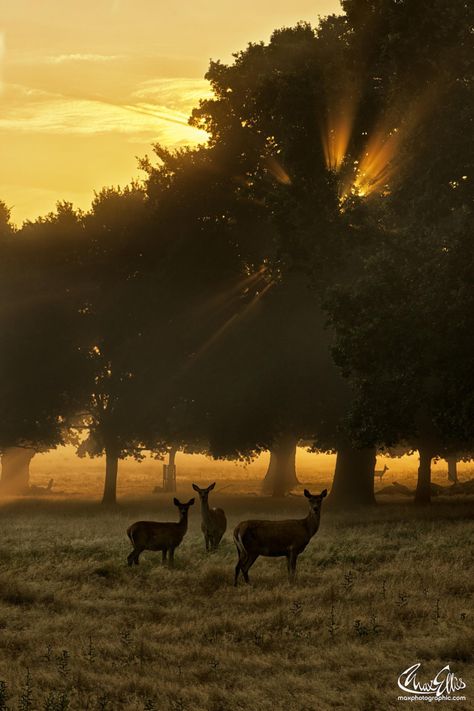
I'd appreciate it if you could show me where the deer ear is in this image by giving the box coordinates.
[321,489,328,498]
[192,483,199,492]
[209,482,216,490]
[303,489,311,498]
[173,497,180,506]
[188,497,195,506]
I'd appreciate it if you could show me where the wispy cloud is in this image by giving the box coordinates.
[132,78,212,111]
[0,82,209,145]
[45,53,124,65]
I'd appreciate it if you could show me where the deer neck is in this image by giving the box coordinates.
[305,508,321,538]
[200,498,212,522]
[178,512,189,533]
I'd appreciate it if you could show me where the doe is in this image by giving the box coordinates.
[374,464,389,481]
[233,488,327,585]
[126,497,194,567]
[192,482,227,551]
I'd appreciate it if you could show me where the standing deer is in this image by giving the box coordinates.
[233,488,327,585]
[373,464,389,481]
[126,497,194,567]
[192,482,227,551]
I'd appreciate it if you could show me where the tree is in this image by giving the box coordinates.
[188,21,387,501]
[75,185,155,504]
[325,1,474,504]
[136,145,272,479]
[0,202,91,492]
[77,147,268,502]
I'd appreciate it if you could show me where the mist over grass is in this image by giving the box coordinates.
[27,446,474,500]
[0,496,472,710]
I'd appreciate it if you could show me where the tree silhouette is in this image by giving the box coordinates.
[189,21,384,501]
[326,0,474,503]
[0,202,91,492]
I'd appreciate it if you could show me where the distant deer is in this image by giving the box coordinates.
[126,497,195,567]
[233,488,327,585]
[373,465,389,481]
[192,482,227,551]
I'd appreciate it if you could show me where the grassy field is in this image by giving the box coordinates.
[0,493,472,711]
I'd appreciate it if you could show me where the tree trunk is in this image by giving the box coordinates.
[163,445,178,493]
[328,446,376,508]
[0,447,35,495]
[447,456,458,484]
[168,445,178,467]
[101,446,119,505]
[415,447,432,505]
[262,434,299,496]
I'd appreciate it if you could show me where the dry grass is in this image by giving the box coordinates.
[0,494,472,710]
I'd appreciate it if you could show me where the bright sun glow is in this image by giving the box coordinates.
[351,128,401,197]
[321,105,357,172]
[328,83,439,204]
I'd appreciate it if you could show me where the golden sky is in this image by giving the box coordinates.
[0,0,340,224]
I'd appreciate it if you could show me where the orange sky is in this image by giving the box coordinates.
[0,1,340,224]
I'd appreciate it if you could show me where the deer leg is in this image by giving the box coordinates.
[205,533,210,552]
[162,549,167,565]
[169,548,175,567]
[241,553,258,584]
[234,550,247,586]
[234,559,242,586]
[128,547,143,566]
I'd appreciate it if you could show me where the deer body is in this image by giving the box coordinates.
[192,482,227,551]
[374,464,389,481]
[126,497,194,566]
[233,489,327,585]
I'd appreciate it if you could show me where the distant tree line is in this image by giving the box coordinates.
[0,0,472,506]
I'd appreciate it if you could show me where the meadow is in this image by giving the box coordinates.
[0,490,472,711]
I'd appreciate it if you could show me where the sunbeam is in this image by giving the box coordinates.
[186,280,275,367]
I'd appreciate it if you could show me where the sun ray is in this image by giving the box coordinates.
[321,103,357,172]
[186,280,275,368]
[337,82,440,203]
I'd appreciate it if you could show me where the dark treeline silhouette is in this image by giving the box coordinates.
[0,0,473,506]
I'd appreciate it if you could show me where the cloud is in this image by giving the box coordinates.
[132,77,212,112]
[0,82,209,146]
[45,53,124,65]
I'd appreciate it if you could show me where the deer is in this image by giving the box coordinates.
[192,482,227,551]
[126,497,194,567]
[373,464,389,481]
[233,488,327,585]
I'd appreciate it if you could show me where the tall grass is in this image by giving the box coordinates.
[0,496,471,710]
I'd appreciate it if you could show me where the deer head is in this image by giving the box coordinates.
[192,482,216,503]
[303,488,327,516]
[173,497,195,517]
